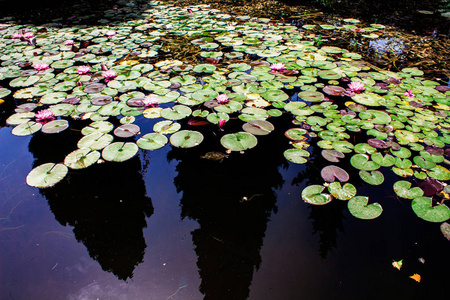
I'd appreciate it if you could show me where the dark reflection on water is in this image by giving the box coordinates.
[27,124,153,280]
[167,115,293,299]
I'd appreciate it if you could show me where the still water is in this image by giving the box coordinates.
[1,112,449,300]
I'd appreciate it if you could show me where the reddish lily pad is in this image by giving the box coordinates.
[321,165,349,182]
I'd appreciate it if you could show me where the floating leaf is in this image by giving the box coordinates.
[409,274,421,283]
[348,196,383,219]
[284,148,310,164]
[64,148,100,169]
[242,120,274,135]
[322,149,345,162]
[321,165,349,182]
[392,259,403,270]
[26,163,68,188]
[153,120,181,134]
[440,222,450,240]
[102,142,139,162]
[411,196,450,222]
[359,170,384,185]
[137,133,168,150]
[11,121,42,136]
[351,154,380,171]
[113,124,140,138]
[77,132,113,150]
[41,120,69,134]
[301,185,332,205]
[393,181,424,199]
[221,132,258,152]
[170,130,204,148]
[328,182,356,200]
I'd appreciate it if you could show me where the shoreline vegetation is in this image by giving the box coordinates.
[0,0,449,78]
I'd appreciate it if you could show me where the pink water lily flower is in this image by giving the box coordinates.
[64,39,74,46]
[23,32,34,39]
[102,70,117,82]
[34,63,49,71]
[218,119,226,130]
[216,94,229,104]
[12,32,22,39]
[106,31,115,38]
[270,63,286,72]
[35,109,55,123]
[347,81,365,93]
[404,90,415,97]
[143,94,159,107]
[76,65,91,75]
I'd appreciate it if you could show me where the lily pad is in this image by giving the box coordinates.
[102,142,139,162]
[441,222,450,240]
[328,182,356,200]
[11,121,42,136]
[283,148,310,164]
[153,120,181,134]
[221,132,258,151]
[359,170,384,185]
[348,196,383,220]
[411,197,450,223]
[26,163,68,188]
[393,181,424,199]
[64,148,100,169]
[77,132,113,150]
[301,185,332,205]
[322,149,345,162]
[350,154,380,171]
[114,124,140,138]
[41,120,69,134]
[170,130,204,148]
[242,120,274,135]
[321,165,349,182]
[137,133,168,150]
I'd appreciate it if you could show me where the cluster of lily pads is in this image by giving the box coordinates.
[1,1,450,233]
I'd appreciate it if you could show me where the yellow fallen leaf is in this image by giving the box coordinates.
[410,273,421,282]
[392,259,403,270]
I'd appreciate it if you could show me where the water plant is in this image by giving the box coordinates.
[1,0,450,236]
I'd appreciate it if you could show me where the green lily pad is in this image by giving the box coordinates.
[11,121,42,136]
[41,120,69,134]
[394,181,424,199]
[261,90,289,102]
[153,120,181,134]
[102,142,139,162]
[193,64,216,73]
[371,153,395,167]
[411,197,450,222]
[298,91,324,102]
[137,133,168,150]
[348,196,383,220]
[77,132,113,150]
[161,105,192,120]
[283,148,310,164]
[427,165,450,181]
[328,182,356,200]
[170,130,204,148]
[221,132,258,151]
[359,170,384,185]
[352,92,383,106]
[26,162,68,188]
[301,185,332,205]
[351,154,380,171]
[81,121,113,135]
[64,148,100,169]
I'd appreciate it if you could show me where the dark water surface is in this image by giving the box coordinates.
[1,111,450,300]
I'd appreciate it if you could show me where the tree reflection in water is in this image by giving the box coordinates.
[167,115,292,299]
[28,123,153,280]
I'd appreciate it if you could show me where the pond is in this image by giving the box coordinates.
[1,1,450,299]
